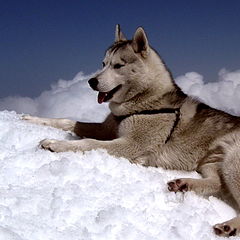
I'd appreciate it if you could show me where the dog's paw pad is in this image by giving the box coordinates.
[213,224,237,237]
[167,179,189,192]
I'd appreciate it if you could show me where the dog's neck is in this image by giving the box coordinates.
[109,84,186,117]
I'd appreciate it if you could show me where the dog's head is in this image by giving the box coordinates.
[88,25,157,104]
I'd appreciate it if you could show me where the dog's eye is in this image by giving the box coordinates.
[113,64,124,69]
[102,62,106,68]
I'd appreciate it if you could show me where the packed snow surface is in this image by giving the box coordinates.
[0,69,240,239]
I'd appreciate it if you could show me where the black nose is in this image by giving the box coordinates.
[88,78,99,90]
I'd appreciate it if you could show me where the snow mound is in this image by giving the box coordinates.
[0,112,237,240]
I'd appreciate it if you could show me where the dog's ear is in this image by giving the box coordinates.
[132,27,149,57]
[115,24,126,42]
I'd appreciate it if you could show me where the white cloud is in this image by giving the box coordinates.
[1,69,240,120]
[175,69,240,115]
[0,69,240,121]
[0,72,109,122]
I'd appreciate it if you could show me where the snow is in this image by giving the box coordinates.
[0,69,240,239]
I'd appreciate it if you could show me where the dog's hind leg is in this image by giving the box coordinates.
[213,170,240,238]
[213,141,240,237]
[214,216,240,237]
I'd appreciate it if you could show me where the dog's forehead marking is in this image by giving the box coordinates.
[105,42,137,64]
[105,41,131,59]
[108,40,131,53]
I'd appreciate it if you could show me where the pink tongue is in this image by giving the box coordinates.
[98,92,108,104]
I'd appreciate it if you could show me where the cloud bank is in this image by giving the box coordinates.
[1,69,240,120]
[0,72,109,122]
[175,69,240,116]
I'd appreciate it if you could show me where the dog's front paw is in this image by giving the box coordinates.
[167,178,190,193]
[22,115,43,125]
[22,114,34,121]
[40,139,66,152]
[40,139,82,152]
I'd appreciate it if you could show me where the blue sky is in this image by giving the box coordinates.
[1,0,240,97]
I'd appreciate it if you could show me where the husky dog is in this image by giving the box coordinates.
[23,25,240,237]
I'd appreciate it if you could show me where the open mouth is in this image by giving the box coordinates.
[97,85,122,104]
